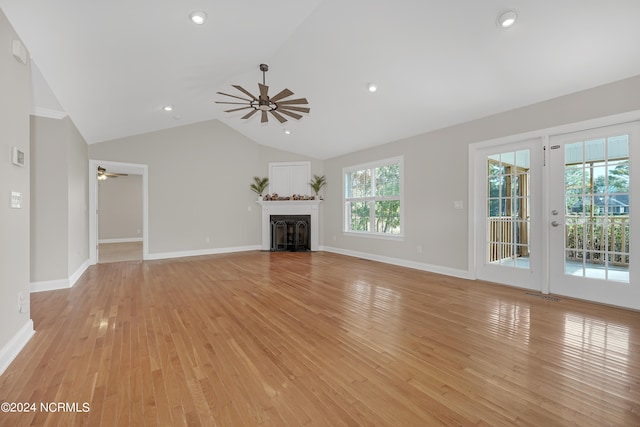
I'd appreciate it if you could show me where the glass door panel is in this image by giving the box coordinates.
[549,122,639,309]
[476,139,542,289]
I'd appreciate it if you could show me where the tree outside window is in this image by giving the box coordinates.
[344,157,402,236]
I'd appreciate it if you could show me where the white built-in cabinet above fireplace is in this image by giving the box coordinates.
[257,200,321,251]
[269,161,311,197]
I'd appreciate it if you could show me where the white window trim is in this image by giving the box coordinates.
[342,155,404,239]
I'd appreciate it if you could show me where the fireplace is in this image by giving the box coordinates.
[257,200,321,251]
[270,215,310,251]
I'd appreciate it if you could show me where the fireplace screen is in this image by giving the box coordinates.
[270,215,310,251]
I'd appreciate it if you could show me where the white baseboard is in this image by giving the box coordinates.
[320,246,472,280]
[146,245,262,261]
[69,259,91,286]
[30,278,69,293]
[30,258,90,293]
[99,237,143,244]
[0,320,34,377]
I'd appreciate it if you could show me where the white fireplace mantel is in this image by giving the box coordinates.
[257,200,322,251]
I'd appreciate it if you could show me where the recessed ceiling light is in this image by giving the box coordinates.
[190,11,207,25]
[497,10,517,28]
[368,83,377,93]
[163,105,173,112]
[284,129,291,135]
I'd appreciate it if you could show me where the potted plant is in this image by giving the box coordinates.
[309,174,326,199]
[249,176,269,200]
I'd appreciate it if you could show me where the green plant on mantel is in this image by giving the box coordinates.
[309,174,326,196]
[249,176,269,196]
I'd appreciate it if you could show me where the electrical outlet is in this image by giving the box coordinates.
[18,292,26,313]
[205,236,210,244]
[417,245,423,254]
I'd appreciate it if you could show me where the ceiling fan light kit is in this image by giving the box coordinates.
[216,64,310,124]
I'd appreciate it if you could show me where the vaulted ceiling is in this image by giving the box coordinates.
[2,1,640,159]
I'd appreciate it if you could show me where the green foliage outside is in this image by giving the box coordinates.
[347,163,400,234]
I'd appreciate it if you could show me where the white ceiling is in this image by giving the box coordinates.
[2,0,640,159]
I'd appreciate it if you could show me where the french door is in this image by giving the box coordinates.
[474,121,639,310]
[548,122,640,309]
[475,138,542,290]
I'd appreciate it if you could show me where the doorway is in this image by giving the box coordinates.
[89,160,149,265]
[471,119,640,310]
[474,138,543,290]
[547,122,639,308]
[98,173,143,263]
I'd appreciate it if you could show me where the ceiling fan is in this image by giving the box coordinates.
[97,166,128,180]
[216,64,310,124]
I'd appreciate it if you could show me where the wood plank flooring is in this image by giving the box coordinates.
[1,251,639,426]
[98,242,142,264]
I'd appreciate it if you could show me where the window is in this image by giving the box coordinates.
[344,156,403,237]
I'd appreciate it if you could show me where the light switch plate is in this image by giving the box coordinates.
[12,146,25,167]
[11,192,22,209]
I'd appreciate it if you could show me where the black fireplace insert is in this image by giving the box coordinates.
[270,215,310,251]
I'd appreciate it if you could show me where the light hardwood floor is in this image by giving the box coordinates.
[98,242,142,264]
[1,251,639,426]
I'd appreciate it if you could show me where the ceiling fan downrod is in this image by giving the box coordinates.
[260,63,268,85]
[215,63,310,124]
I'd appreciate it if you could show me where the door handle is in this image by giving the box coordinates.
[551,221,562,227]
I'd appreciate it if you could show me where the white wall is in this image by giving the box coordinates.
[66,118,89,276]
[88,119,323,257]
[30,115,88,286]
[0,9,33,373]
[30,116,67,281]
[322,75,640,275]
[98,174,142,241]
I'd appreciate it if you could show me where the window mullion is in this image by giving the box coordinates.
[370,167,377,231]
[369,200,375,232]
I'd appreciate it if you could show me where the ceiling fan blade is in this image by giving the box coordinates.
[216,91,253,102]
[215,101,251,105]
[277,98,309,105]
[261,110,268,123]
[232,85,258,101]
[277,109,303,120]
[241,109,259,120]
[270,110,288,124]
[279,105,310,113]
[224,106,253,113]
[258,83,269,100]
[270,88,294,102]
